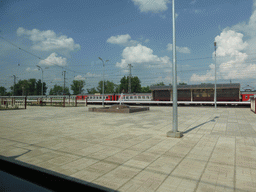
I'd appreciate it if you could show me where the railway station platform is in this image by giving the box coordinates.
[0,106,256,191]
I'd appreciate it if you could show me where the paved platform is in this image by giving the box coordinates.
[0,105,256,191]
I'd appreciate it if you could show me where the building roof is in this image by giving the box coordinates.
[150,83,240,91]
[241,91,256,94]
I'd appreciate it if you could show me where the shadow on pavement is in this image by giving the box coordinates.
[183,116,219,134]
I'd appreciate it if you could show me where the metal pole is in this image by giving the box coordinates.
[42,69,43,96]
[13,75,16,96]
[128,64,132,93]
[63,71,66,95]
[103,62,105,107]
[172,0,178,133]
[99,58,109,107]
[36,65,43,96]
[214,42,217,109]
[167,0,182,138]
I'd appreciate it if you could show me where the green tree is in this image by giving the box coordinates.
[5,92,11,96]
[28,79,37,95]
[36,79,47,95]
[96,80,117,94]
[141,86,151,93]
[179,82,187,85]
[71,80,86,95]
[10,79,47,96]
[49,84,70,95]
[11,79,30,96]
[87,87,98,94]
[120,76,128,93]
[119,76,142,93]
[151,82,165,86]
[0,86,7,96]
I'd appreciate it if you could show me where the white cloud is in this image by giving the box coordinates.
[167,43,191,54]
[215,30,248,57]
[154,75,181,85]
[17,27,80,52]
[132,0,170,13]
[74,75,86,80]
[54,78,62,81]
[39,53,67,67]
[85,72,101,77]
[107,34,138,46]
[190,30,256,82]
[190,64,215,82]
[193,9,203,14]
[190,0,196,4]
[26,67,38,72]
[116,44,171,68]
[107,34,131,44]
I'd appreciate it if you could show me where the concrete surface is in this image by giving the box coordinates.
[0,105,256,191]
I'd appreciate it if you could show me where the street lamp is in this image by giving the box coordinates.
[98,57,109,107]
[36,65,43,96]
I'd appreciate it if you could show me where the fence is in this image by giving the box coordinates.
[27,96,79,107]
[0,96,27,109]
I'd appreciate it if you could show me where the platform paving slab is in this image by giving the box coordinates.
[0,105,256,191]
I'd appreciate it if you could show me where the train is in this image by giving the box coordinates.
[76,93,152,102]
[76,83,256,103]
[75,92,255,103]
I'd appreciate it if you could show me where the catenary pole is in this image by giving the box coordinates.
[99,57,109,107]
[167,0,182,138]
[214,42,217,109]
[128,64,133,93]
[36,65,43,96]
[172,0,178,133]
[13,75,16,96]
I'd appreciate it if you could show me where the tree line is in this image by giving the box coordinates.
[0,75,187,96]
[0,78,85,96]
[86,76,152,94]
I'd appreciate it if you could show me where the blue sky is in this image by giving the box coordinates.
[1,0,256,93]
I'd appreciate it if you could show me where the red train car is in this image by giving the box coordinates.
[240,91,256,101]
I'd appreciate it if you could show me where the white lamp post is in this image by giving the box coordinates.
[98,57,109,107]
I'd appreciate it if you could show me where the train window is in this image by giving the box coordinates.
[142,96,145,99]
[130,96,133,99]
[99,97,102,99]
[134,96,137,99]
[245,95,248,99]
[146,96,149,99]
[126,96,128,99]
[138,96,141,99]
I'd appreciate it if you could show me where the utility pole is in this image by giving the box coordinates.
[63,71,66,95]
[167,0,183,138]
[36,65,44,96]
[13,75,16,96]
[214,42,217,109]
[128,64,133,93]
[99,57,109,107]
